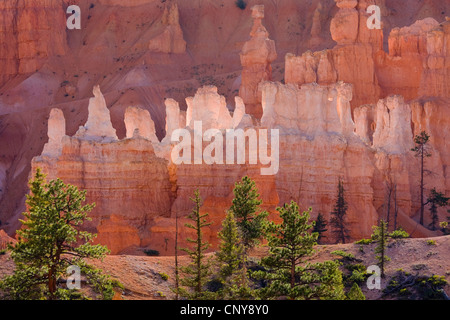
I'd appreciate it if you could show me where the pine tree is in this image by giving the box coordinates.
[179,190,213,300]
[0,169,119,300]
[347,283,366,300]
[312,212,328,244]
[215,210,250,299]
[174,210,180,300]
[426,188,449,231]
[330,179,350,244]
[411,131,432,226]
[253,201,345,300]
[230,176,268,252]
[373,219,390,278]
[229,176,268,294]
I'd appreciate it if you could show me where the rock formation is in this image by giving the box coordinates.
[286,0,385,110]
[420,18,450,98]
[41,108,66,158]
[330,0,359,45]
[232,96,253,129]
[124,106,159,145]
[148,3,187,54]
[260,81,354,136]
[354,104,376,145]
[33,89,173,254]
[372,96,413,154]
[309,2,324,48]
[239,5,277,119]
[2,0,450,255]
[0,0,67,87]
[285,50,337,86]
[163,98,182,142]
[185,86,233,131]
[75,85,118,142]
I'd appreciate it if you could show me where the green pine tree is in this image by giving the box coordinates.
[373,219,391,278]
[215,210,251,299]
[230,176,268,252]
[253,201,345,300]
[229,176,268,294]
[179,190,213,300]
[347,283,366,300]
[312,212,328,244]
[330,179,350,244]
[0,168,120,300]
[411,131,432,226]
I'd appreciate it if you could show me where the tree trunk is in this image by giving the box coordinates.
[393,184,398,230]
[386,184,392,229]
[420,148,424,225]
[175,212,179,300]
[48,267,57,300]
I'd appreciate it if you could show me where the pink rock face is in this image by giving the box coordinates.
[0,0,67,87]
[239,5,277,119]
[377,17,450,101]
[330,7,359,45]
[420,19,450,98]
[32,137,173,255]
[148,3,186,54]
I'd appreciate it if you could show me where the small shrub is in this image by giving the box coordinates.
[346,263,366,273]
[349,270,367,284]
[389,228,410,239]
[144,249,160,256]
[0,249,6,255]
[331,250,355,259]
[426,239,436,246]
[384,271,448,300]
[159,272,169,281]
[412,264,427,271]
[235,0,247,10]
[345,264,368,285]
[156,291,165,297]
[355,238,373,245]
[440,221,449,235]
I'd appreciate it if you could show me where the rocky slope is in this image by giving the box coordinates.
[2,235,448,300]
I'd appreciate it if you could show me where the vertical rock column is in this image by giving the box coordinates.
[239,5,277,119]
[75,85,118,142]
[41,108,66,158]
